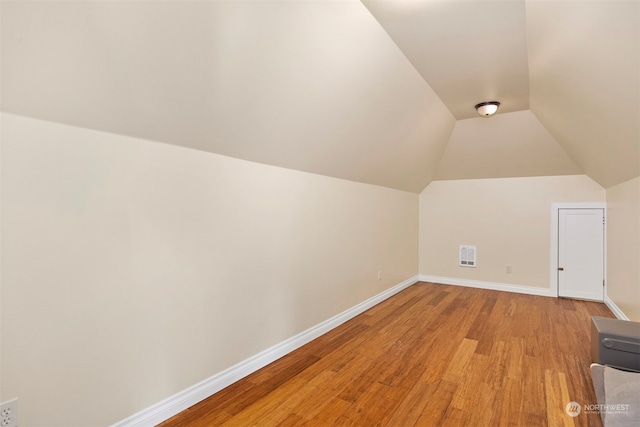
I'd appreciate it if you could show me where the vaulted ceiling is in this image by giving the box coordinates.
[1,0,638,193]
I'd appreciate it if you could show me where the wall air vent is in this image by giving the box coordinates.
[459,245,477,268]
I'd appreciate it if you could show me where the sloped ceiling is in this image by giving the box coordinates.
[363,0,639,188]
[1,0,638,192]
[435,110,582,180]
[526,0,640,188]
[362,0,530,119]
[0,0,455,193]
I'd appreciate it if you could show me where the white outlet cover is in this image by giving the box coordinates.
[0,398,18,427]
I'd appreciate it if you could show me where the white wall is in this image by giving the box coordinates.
[0,113,418,426]
[606,177,640,321]
[419,176,605,290]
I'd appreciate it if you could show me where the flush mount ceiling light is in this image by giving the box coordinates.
[475,101,500,117]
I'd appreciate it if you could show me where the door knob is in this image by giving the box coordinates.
[558,267,564,271]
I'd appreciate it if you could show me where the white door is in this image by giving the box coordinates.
[558,208,604,301]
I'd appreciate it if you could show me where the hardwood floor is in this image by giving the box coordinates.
[158,282,615,427]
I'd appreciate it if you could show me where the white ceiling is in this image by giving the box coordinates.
[1,0,638,192]
[435,110,582,180]
[526,0,640,188]
[362,0,530,119]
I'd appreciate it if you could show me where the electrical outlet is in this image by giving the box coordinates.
[0,398,18,427]
[506,265,512,274]
[377,270,382,281]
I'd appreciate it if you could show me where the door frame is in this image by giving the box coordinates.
[550,202,606,298]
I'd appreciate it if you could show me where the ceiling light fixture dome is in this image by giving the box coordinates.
[475,101,500,117]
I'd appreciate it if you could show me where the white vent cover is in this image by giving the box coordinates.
[459,245,476,267]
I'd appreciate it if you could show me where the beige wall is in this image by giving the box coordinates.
[0,113,418,426]
[419,176,605,289]
[606,177,640,321]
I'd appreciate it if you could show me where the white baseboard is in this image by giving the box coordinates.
[418,275,553,297]
[112,275,419,427]
[604,296,629,320]
[421,275,631,319]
